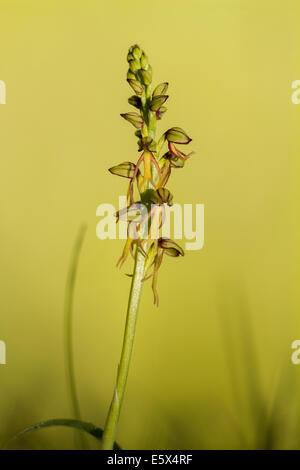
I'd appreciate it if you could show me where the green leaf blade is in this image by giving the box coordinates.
[4,418,121,450]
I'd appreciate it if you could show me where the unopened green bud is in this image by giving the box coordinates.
[149,95,168,111]
[129,59,140,73]
[165,127,192,144]
[120,112,144,129]
[127,70,136,80]
[158,238,184,257]
[128,95,142,109]
[127,79,143,95]
[156,187,173,205]
[153,82,169,97]
[140,52,148,69]
[132,45,142,60]
[138,69,152,86]
[109,162,136,179]
[149,187,173,206]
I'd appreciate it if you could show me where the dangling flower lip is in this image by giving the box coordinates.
[168,142,194,159]
[142,237,184,306]
[164,142,195,168]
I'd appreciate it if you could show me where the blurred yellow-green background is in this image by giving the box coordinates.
[0,0,300,449]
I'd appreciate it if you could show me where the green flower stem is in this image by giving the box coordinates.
[101,247,146,450]
[102,45,157,449]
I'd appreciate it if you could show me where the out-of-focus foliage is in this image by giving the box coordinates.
[0,0,299,450]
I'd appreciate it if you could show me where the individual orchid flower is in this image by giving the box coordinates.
[143,237,184,306]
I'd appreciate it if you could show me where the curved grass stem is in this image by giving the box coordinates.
[64,224,87,449]
[101,247,146,450]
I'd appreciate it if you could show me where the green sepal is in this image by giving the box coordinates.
[127,70,136,80]
[132,45,142,60]
[109,162,136,178]
[120,112,144,129]
[156,105,167,120]
[155,187,173,205]
[165,127,192,144]
[150,95,168,111]
[153,82,169,96]
[128,95,142,109]
[140,52,148,69]
[127,79,143,95]
[138,68,152,86]
[128,59,140,73]
[142,188,173,206]
[127,52,134,62]
[158,238,184,257]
